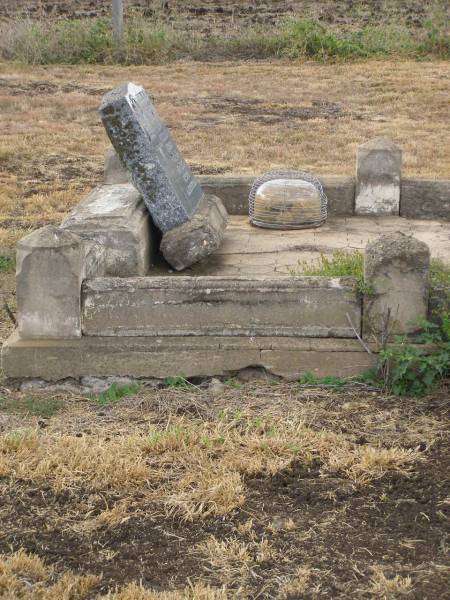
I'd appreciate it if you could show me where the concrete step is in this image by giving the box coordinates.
[81,275,361,338]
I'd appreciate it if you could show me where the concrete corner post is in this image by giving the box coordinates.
[16,225,104,339]
[363,232,430,338]
[355,138,402,215]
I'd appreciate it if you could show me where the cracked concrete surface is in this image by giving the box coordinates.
[152,215,449,277]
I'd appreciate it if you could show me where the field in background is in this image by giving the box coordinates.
[0,0,442,29]
[0,1,448,64]
[0,60,449,253]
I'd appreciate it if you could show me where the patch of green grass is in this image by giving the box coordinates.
[0,255,15,273]
[0,15,447,65]
[0,395,62,417]
[290,250,364,279]
[89,383,141,406]
[298,372,353,387]
[289,250,372,297]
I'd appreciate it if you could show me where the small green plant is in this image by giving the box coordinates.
[89,382,141,406]
[0,255,15,273]
[378,318,450,397]
[0,395,62,417]
[289,250,372,297]
[164,375,193,390]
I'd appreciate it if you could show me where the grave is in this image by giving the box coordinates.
[1,85,450,383]
[100,83,228,270]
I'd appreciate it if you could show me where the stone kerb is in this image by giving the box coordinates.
[363,232,430,338]
[16,225,105,339]
[355,138,402,216]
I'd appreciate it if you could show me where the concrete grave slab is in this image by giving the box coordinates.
[151,215,449,278]
[104,147,130,184]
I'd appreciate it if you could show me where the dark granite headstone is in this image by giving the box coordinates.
[99,82,204,233]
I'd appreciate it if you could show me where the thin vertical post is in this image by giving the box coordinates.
[112,0,124,52]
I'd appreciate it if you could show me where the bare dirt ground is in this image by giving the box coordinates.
[0,1,434,31]
[0,379,449,598]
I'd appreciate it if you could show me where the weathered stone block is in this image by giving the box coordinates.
[364,232,430,337]
[355,138,401,215]
[82,275,361,338]
[61,183,154,277]
[16,226,104,339]
[159,195,228,271]
[104,147,130,184]
[99,82,205,233]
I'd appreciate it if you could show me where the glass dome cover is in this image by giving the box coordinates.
[249,169,328,229]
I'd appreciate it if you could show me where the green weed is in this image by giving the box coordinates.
[224,378,242,389]
[89,383,141,406]
[0,255,15,273]
[378,318,450,397]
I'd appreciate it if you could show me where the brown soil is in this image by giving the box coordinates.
[0,1,434,31]
[0,383,449,598]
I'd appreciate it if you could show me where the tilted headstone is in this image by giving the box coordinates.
[99,82,205,233]
[99,83,227,270]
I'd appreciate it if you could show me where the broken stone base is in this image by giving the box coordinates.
[160,195,228,271]
[2,333,376,381]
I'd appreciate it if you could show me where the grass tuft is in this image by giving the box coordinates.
[89,383,141,406]
[289,249,372,297]
[0,255,15,273]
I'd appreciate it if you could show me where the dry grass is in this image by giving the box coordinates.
[0,412,424,521]
[0,381,448,598]
[0,59,449,250]
[367,566,414,599]
[0,550,228,599]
